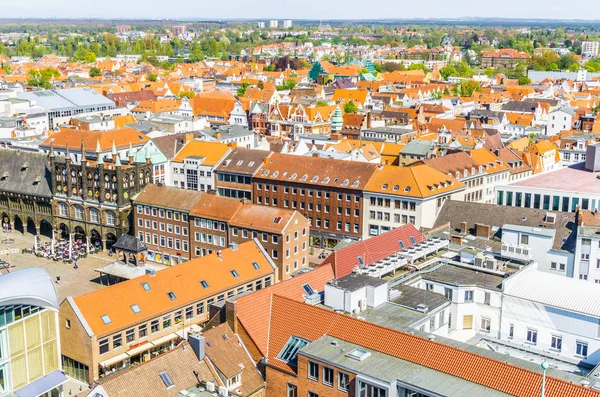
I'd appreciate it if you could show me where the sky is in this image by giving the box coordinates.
[2,0,600,21]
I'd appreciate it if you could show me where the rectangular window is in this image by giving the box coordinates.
[113,333,122,349]
[287,384,297,397]
[527,329,537,344]
[464,290,473,302]
[323,366,334,387]
[484,292,491,305]
[551,335,562,351]
[139,324,147,338]
[162,315,171,329]
[99,338,109,355]
[308,361,319,381]
[126,329,135,343]
[577,341,588,357]
[338,372,350,392]
[480,317,491,332]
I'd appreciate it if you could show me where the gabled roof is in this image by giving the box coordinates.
[0,149,53,198]
[203,324,265,396]
[256,153,378,191]
[364,164,465,199]
[322,224,425,278]
[171,140,231,165]
[265,295,598,397]
[40,128,149,152]
[234,265,335,356]
[90,342,215,397]
[70,240,276,337]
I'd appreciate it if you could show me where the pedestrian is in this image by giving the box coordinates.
[74,260,79,269]
[55,276,60,284]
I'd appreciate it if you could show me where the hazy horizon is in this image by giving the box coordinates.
[3,0,600,22]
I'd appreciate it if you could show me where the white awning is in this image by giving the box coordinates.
[99,352,129,368]
[150,333,178,347]
[126,341,154,357]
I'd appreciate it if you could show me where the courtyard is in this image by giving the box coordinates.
[0,228,115,301]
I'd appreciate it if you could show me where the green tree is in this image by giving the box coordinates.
[146,73,157,82]
[237,81,250,97]
[89,67,101,77]
[343,100,359,114]
[382,62,405,72]
[518,76,532,85]
[484,68,495,78]
[308,61,325,81]
[276,79,298,90]
[28,68,59,89]
[84,51,97,63]
[452,80,481,97]
[316,100,329,107]
[408,63,429,72]
[178,92,196,100]
[439,64,458,80]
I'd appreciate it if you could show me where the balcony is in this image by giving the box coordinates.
[501,243,532,261]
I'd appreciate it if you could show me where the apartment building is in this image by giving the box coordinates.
[215,148,270,200]
[253,295,595,397]
[133,184,309,280]
[169,140,231,192]
[468,148,511,204]
[0,269,64,397]
[133,185,200,265]
[59,240,277,383]
[502,264,600,366]
[363,164,465,233]
[424,151,487,203]
[252,153,378,248]
[406,263,505,338]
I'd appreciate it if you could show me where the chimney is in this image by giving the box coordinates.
[214,131,222,139]
[217,250,223,260]
[450,235,463,245]
[366,111,372,128]
[229,242,238,251]
[188,334,205,361]
[474,223,491,239]
[184,132,194,143]
[460,221,468,234]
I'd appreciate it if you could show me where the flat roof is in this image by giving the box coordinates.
[422,264,505,290]
[301,335,512,397]
[327,273,387,292]
[507,163,600,195]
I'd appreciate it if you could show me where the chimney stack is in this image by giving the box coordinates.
[474,223,491,239]
[460,221,468,234]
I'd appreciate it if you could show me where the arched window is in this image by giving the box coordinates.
[106,211,116,226]
[58,202,67,217]
[90,208,99,223]
[74,205,84,220]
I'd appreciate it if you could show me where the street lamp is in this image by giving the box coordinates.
[541,361,549,397]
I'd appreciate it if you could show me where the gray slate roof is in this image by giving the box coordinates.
[113,234,148,253]
[0,149,53,198]
[434,200,576,252]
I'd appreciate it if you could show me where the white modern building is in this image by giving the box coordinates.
[582,41,600,57]
[406,263,505,340]
[546,108,575,137]
[282,20,292,28]
[269,20,278,28]
[502,263,600,366]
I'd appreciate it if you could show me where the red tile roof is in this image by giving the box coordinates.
[266,295,599,397]
[234,265,335,356]
[321,224,426,278]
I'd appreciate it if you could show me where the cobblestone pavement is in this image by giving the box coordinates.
[0,230,114,301]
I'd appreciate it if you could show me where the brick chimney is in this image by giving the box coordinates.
[474,223,491,239]
[450,235,464,244]
[366,111,372,129]
[184,133,194,143]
